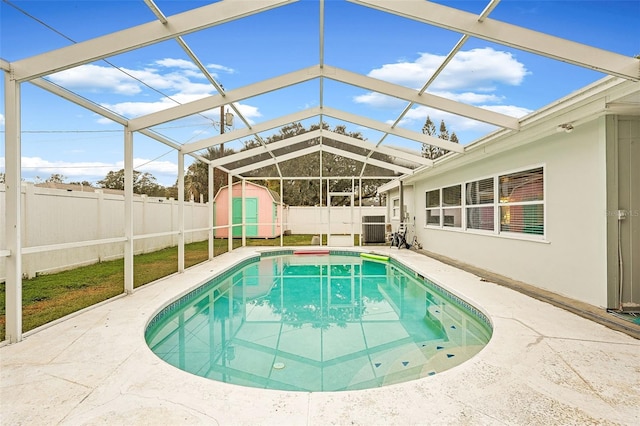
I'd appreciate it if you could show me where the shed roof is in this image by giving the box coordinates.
[213,180,283,204]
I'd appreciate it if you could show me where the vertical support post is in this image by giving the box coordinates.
[124,129,134,294]
[399,180,404,228]
[4,73,22,343]
[319,151,323,247]
[241,179,246,247]
[359,177,362,247]
[280,178,284,247]
[177,152,185,272]
[208,163,214,260]
[227,173,233,252]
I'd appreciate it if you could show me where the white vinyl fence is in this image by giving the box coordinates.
[286,205,386,235]
[0,184,209,279]
[0,184,387,280]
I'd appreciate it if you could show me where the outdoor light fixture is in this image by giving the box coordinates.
[557,123,574,133]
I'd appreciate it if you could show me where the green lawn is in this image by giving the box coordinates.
[0,234,346,340]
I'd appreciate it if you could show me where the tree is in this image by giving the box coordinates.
[68,180,93,187]
[183,146,235,203]
[45,173,67,183]
[243,122,395,206]
[421,116,459,160]
[97,169,166,196]
[180,122,396,206]
[421,116,438,160]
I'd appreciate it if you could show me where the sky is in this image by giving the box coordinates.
[0,0,638,186]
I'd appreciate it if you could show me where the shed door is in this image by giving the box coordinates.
[233,197,258,237]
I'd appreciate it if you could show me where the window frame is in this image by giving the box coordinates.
[391,197,400,220]
[423,164,546,241]
[497,165,545,239]
[464,174,496,234]
[442,184,462,229]
[425,188,442,227]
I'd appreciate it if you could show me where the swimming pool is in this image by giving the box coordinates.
[145,251,492,392]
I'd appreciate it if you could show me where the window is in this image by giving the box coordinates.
[424,166,545,240]
[442,185,462,228]
[425,189,440,226]
[392,197,400,219]
[499,167,544,235]
[425,186,462,228]
[466,177,494,231]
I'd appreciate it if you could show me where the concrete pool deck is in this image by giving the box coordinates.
[1,247,639,425]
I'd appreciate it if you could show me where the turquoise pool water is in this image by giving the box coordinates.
[145,252,492,392]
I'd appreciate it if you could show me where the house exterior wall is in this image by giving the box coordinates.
[387,186,415,231]
[214,183,283,238]
[409,118,609,307]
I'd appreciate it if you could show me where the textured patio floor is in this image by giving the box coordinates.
[1,247,639,425]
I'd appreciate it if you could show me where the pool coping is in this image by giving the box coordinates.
[2,246,639,425]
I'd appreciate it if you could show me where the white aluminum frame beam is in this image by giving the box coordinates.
[350,0,639,81]
[143,0,253,131]
[229,139,412,176]
[232,145,320,175]
[320,129,432,166]
[324,65,519,130]
[372,0,502,149]
[211,129,323,167]
[184,105,462,157]
[28,77,209,161]
[211,128,431,171]
[182,107,323,154]
[321,144,414,175]
[321,107,465,153]
[129,66,321,131]
[11,0,297,82]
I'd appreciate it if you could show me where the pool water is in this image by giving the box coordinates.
[145,253,492,392]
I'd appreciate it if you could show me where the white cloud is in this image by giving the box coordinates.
[368,47,528,91]
[13,156,178,184]
[429,91,504,105]
[481,104,532,118]
[155,58,199,71]
[353,92,405,108]
[0,113,4,127]
[234,103,262,121]
[20,156,116,177]
[396,103,531,133]
[99,100,174,120]
[48,60,228,97]
[49,64,144,95]
[49,61,262,124]
[356,47,531,134]
[207,63,235,74]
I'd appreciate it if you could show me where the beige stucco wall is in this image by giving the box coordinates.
[408,118,608,307]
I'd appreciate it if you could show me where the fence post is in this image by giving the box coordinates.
[22,183,35,278]
[208,164,214,260]
[96,189,104,261]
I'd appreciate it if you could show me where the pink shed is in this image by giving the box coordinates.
[213,181,285,238]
